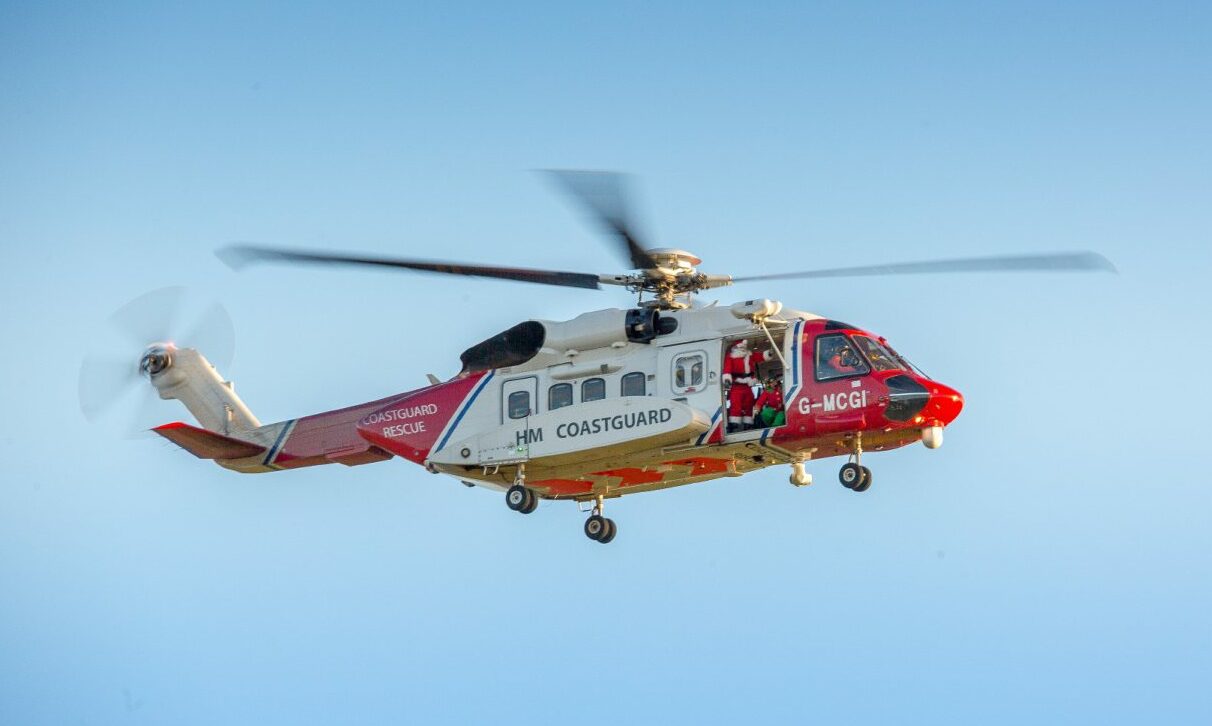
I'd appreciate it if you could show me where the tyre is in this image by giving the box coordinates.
[856,466,873,492]
[584,515,607,541]
[598,518,617,544]
[520,488,539,514]
[839,463,863,489]
[506,485,528,511]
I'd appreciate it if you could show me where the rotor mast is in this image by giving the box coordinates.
[598,248,733,309]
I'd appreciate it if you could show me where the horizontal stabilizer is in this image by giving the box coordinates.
[153,421,266,460]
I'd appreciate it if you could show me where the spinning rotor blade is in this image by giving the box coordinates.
[181,303,235,373]
[542,170,658,270]
[109,286,186,349]
[78,354,140,423]
[80,287,186,425]
[731,251,1117,283]
[219,245,604,290]
[78,287,238,435]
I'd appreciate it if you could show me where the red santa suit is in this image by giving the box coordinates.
[722,341,774,428]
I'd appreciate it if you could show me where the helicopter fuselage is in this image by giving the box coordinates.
[154,301,962,504]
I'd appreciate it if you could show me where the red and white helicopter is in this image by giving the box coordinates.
[80,172,1114,543]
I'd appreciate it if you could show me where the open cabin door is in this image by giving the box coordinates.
[719,324,793,442]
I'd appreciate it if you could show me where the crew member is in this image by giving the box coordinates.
[723,339,775,431]
[753,378,785,428]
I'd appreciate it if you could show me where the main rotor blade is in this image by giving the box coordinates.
[542,170,658,270]
[732,251,1117,283]
[218,245,603,290]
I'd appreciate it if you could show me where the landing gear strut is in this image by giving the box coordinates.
[839,435,872,492]
[584,495,617,544]
[505,465,538,514]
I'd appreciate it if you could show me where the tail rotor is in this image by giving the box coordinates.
[78,287,235,436]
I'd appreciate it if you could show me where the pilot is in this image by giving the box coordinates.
[828,342,861,375]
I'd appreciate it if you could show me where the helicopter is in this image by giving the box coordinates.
[79,171,1115,543]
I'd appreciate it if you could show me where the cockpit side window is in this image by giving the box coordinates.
[815,334,871,381]
[852,336,903,372]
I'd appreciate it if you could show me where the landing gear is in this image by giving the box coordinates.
[839,435,872,492]
[585,515,616,542]
[584,496,617,543]
[505,465,539,514]
[839,462,864,489]
[505,484,538,513]
[838,463,872,491]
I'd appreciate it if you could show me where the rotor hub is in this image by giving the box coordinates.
[139,344,174,377]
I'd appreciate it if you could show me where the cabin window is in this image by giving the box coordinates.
[507,390,532,419]
[582,377,606,402]
[548,383,573,410]
[672,351,706,394]
[815,334,871,381]
[621,372,646,397]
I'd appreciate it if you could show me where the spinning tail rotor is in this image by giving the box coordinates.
[78,287,236,436]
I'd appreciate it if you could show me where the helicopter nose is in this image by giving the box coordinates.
[922,381,964,426]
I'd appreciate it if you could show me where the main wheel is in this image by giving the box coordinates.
[855,466,873,492]
[584,515,608,541]
[506,485,528,512]
[598,518,617,544]
[839,462,863,489]
[520,488,539,514]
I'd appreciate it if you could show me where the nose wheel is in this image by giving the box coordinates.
[839,463,872,492]
[839,435,872,492]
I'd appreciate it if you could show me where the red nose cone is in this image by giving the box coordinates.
[925,381,964,426]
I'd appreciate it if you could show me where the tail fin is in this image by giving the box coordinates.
[146,347,260,434]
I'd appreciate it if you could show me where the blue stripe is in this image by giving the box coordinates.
[434,371,494,453]
[263,419,295,466]
[785,320,804,401]
[696,407,722,446]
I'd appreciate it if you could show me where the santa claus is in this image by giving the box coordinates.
[722,340,775,430]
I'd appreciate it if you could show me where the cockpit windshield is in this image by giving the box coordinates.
[877,338,930,379]
[851,336,904,372]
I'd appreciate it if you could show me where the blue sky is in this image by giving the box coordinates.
[2,2,1210,724]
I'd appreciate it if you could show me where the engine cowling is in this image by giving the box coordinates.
[459,308,677,373]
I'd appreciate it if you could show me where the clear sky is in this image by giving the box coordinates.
[2,2,1210,724]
